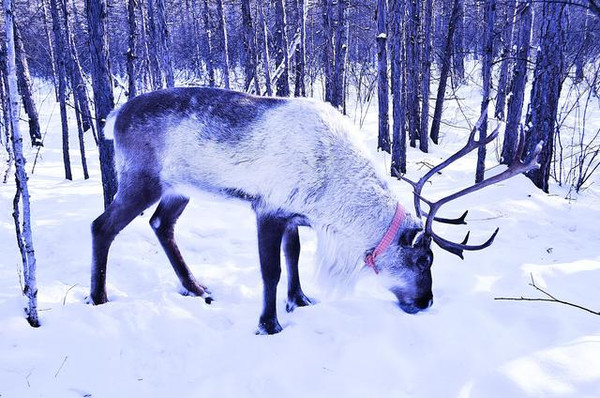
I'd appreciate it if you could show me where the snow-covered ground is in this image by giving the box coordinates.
[1,81,599,398]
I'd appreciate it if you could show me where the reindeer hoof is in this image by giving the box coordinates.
[286,292,314,313]
[88,292,108,305]
[256,319,283,335]
[204,296,214,304]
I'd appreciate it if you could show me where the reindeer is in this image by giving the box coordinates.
[90,87,542,334]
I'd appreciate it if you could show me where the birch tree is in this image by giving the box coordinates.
[376,0,390,153]
[274,0,290,96]
[390,0,407,174]
[3,0,40,327]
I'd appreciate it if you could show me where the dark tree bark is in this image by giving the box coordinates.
[215,0,230,89]
[86,0,117,207]
[202,0,215,87]
[376,0,390,153]
[430,0,460,145]
[127,0,138,98]
[13,22,42,147]
[332,0,348,109]
[49,0,73,180]
[406,0,420,148]
[4,0,40,328]
[1,53,15,183]
[420,0,433,153]
[146,0,163,89]
[494,0,517,119]
[501,0,532,165]
[390,0,407,174]
[156,0,174,87]
[258,1,272,96]
[294,0,307,97]
[241,0,260,93]
[475,0,496,183]
[452,0,465,84]
[524,1,565,192]
[274,0,291,97]
[322,0,334,103]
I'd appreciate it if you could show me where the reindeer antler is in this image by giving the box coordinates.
[396,116,543,259]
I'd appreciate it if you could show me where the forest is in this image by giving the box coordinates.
[1,0,600,395]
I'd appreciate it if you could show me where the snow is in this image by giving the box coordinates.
[1,81,600,398]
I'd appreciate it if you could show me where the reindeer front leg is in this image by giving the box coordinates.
[256,214,286,335]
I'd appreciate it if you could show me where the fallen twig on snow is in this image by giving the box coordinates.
[495,274,600,316]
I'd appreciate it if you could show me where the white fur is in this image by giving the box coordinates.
[114,95,414,288]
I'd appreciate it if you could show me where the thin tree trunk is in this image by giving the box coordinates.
[475,0,496,183]
[241,0,260,93]
[390,0,407,174]
[155,0,174,87]
[406,0,420,148]
[430,0,460,145]
[146,0,163,89]
[501,0,532,165]
[274,0,290,96]
[322,0,334,103]
[41,0,58,100]
[13,22,42,147]
[202,0,215,87]
[138,0,153,90]
[294,0,306,96]
[1,66,15,183]
[49,0,73,180]
[376,0,390,153]
[494,0,516,119]
[4,0,40,328]
[420,0,433,153]
[258,1,272,96]
[86,0,117,207]
[215,0,230,89]
[452,0,465,84]
[332,0,348,109]
[127,0,138,98]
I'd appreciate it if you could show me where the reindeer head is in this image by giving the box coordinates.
[377,227,435,314]
[378,111,543,314]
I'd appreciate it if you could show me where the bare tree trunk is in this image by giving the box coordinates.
[146,0,163,89]
[322,0,334,103]
[13,22,42,147]
[430,0,460,145]
[3,0,40,328]
[1,65,15,183]
[49,0,73,180]
[524,1,564,192]
[390,0,407,174]
[138,0,153,90]
[501,0,532,165]
[86,0,117,207]
[273,0,290,96]
[294,0,306,96]
[241,0,260,93]
[202,0,215,87]
[258,1,272,96]
[452,0,465,84]
[406,0,420,148]
[332,0,348,109]
[215,0,230,89]
[420,0,433,153]
[127,0,138,98]
[41,0,58,100]
[376,0,390,153]
[155,0,174,87]
[494,0,516,119]
[475,0,496,183]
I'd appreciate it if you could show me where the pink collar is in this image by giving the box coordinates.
[365,203,406,274]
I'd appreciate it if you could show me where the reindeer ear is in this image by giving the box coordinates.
[398,227,422,247]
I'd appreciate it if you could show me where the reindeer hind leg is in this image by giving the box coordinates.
[90,175,162,304]
[150,194,212,303]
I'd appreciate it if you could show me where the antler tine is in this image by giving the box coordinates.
[430,227,499,259]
